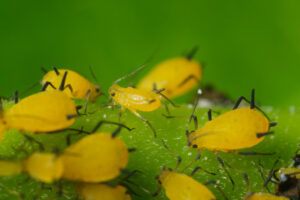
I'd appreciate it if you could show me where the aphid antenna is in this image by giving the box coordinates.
[233,89,271,121]
[113,51,157,85]
[18,82,40,97]
[161,139,182,171]
[186,46,199,60]
[205,181,229,200]
[89,65,102,89]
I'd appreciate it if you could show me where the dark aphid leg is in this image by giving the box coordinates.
[14,91,18,104]
[205,181,229,200]
[41,81,56,91]
[186,46,198,60]
[208,109,212,121]
[53,66,60,75]
[152,186,162,197]
[256,131,274,138]
[215,153,235,190]
[23,134,44,151]
[269,122,277,127]
[91,120,134,134]
[40,67,48,74]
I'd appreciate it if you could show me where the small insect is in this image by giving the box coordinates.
[75,183,131,200]
[60,121,133,183]
[41,67,102,101]
[109,61,178,137]
[274,149,300,198]
[137,47,202,99]
[0,152,63,183]
[0,71,78,140]
[153,141,218,200]
[183,89,276,187]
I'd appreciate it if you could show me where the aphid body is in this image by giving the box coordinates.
[189,107,269,152]
[0,152,63,183]
[75,183,131,200]
[245,193,289,200]
[157,168,216,200]
[1,90,76,134]
[60,132,128,182]
[137,57,202,99]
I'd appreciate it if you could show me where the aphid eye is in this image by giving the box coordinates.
[111,92,116,97]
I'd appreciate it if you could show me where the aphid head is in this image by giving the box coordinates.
[108,84,121,98]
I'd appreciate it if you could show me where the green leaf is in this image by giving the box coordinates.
[0,102,299,200]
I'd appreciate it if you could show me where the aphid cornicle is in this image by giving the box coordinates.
[41,67,101,101]
[60,123,131,182]
[75,183,131,200]
[0,71,77,139]
[137,47,202,99]
[0,152,63,183]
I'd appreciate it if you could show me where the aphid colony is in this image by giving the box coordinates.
[0,48,295,200]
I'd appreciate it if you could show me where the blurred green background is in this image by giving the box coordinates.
[0,0,299,107]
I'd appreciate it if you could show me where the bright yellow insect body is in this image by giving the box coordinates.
[2,91,76,134]
[0,153,63,183]
[42,69,100,101]
[278,168,300,179]
[158,169,216,200]
[109,84,161,112]
[137,57,202,99]
[60,132,128,182]
[75,183,131,200]
[189,108,269,152]
[245,193,289,200]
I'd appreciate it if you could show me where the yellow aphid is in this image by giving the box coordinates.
[109,84,161,112]
[137,57,202,99]
[189,107,269,152]
[75,183,131,200]
[109,83,161,137]
[0,153,63,183]
[60,132,128,182]
[245,193,289,200]
[278,168,300,179]
[157,169,216,200]
[1,90,76,135]
[22,153,64,183]
[0,161,22,176]
[42,68,101,101]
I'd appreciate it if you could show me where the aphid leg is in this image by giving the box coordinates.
[152,186,162,197]
[269,122,277,127]
[182,152,202,173]
[256,161,272,192]
[14,91,18,104]
[177,74,200,88]
[89,65,102,88]
[53,66,60,75]
[236,151,275,156]
[83,89,91,114]
[66,128,89,145]
[130,109,157,138]
[41,81,56,91]
[161,139,182,170]
[118,107,126,122]
[162,102,170,115]
[186,46,198,60]
[261,158,280,191]
[75,105,83,115]
[152,86,179,108]
[190,166,216,176]
[205,181,229,200]
[225,162,250,192]
[256,131,274,138]
[215,153,235,190]
[128,148,136,153]
[40,67,48,74]
[23,134,44,151]
[91,120,134,133]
